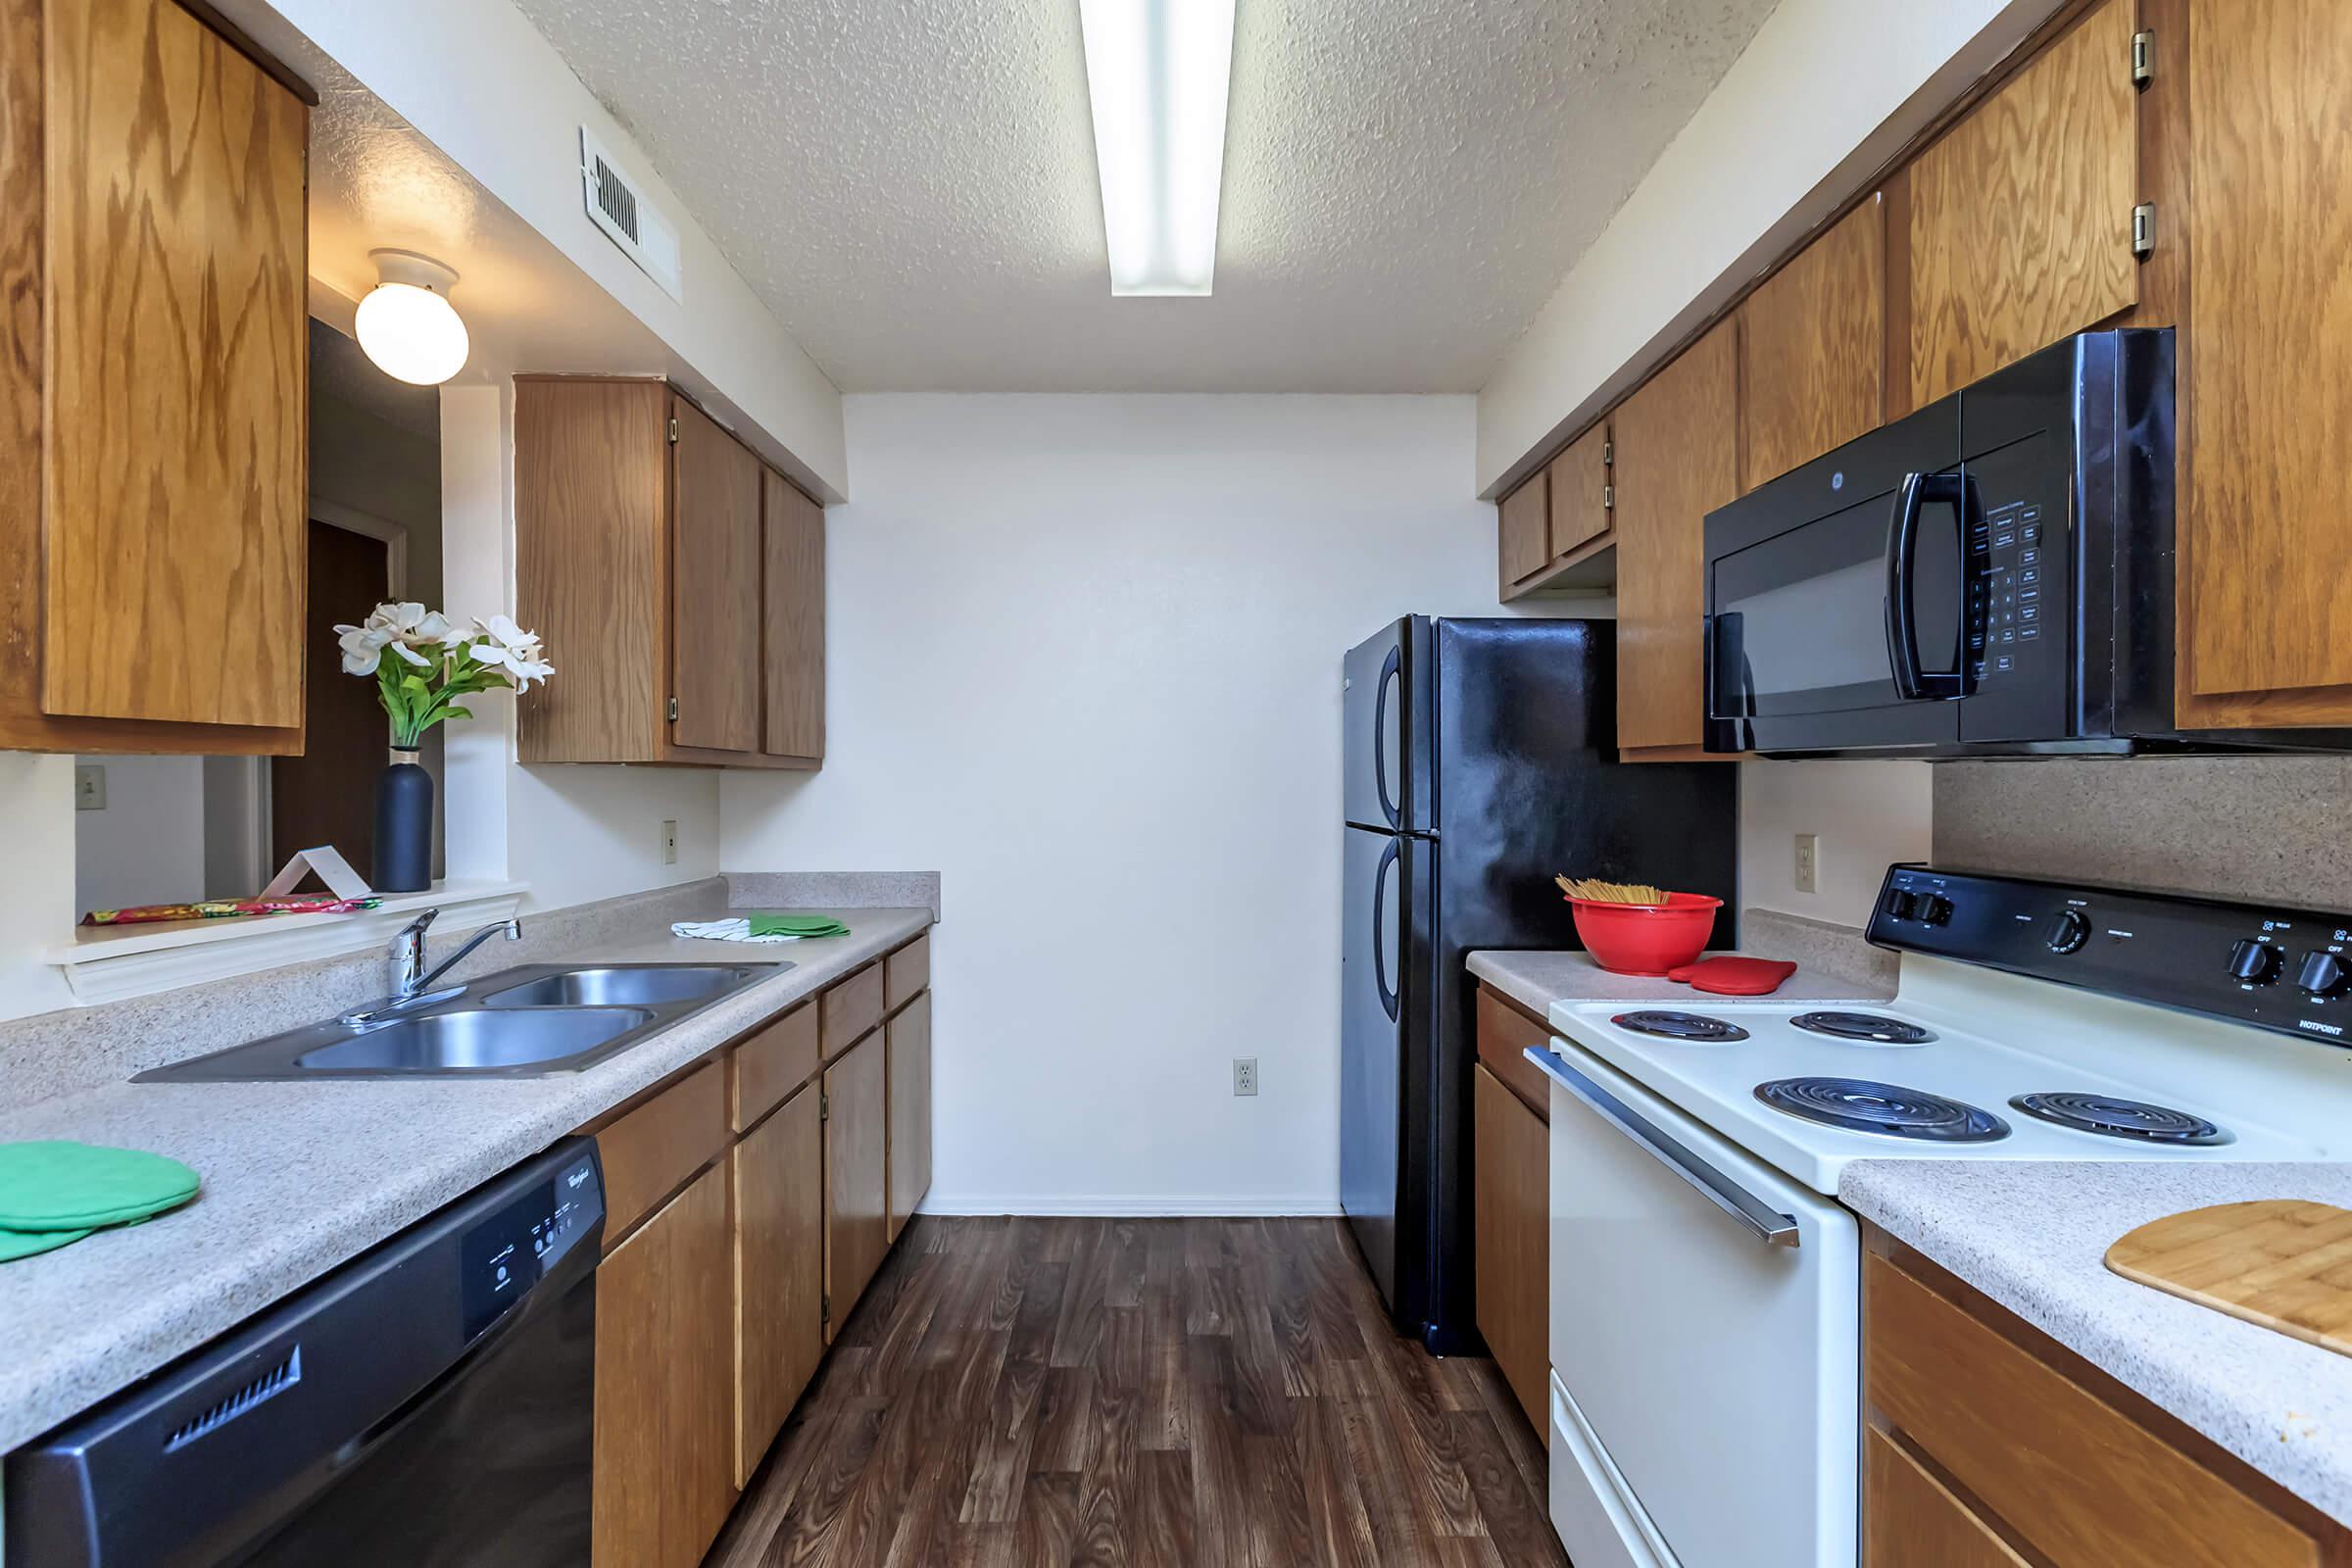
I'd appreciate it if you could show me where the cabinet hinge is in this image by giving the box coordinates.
[2130,29,2154,86]
[667,416,680,444]
[667,695,679,722]
[1601,440,1613,467]
[1602,483,1615,511]
[821,1293,831,1324]
[2132,202,2158,260]
[819,1091,829,1122]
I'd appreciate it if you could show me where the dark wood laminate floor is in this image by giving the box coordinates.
[707,1216,1569,1568]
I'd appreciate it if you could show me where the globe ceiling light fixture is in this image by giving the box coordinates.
[1078,0,1238,296]
[354,249,471,385]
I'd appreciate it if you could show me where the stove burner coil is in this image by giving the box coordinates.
[2009,1092,2228,1146]
[1611,1010,1749,1043]
[1753,1077,2009,1142]
[1788,1010,1937,1045]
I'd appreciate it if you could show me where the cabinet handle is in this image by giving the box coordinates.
[1526,1046,1799,1248]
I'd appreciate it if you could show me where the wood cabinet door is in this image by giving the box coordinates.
[1547,423,1611,563]
[732,1084,824,1487]
[822,1028,888,1339]
[2179,0,2352,723]
[1740,197,1886,491]
[1611,319,1740,756]
[1472,1063,1548,1443]
[886,992,932,1244]
[668,397,762,753]
[1864,1427,2030,1568]
[761,468,825,760]
[1497,469,1550,593]
[593,1161,736,1568]
[41,0,307,729]
[1904,0,2137,408]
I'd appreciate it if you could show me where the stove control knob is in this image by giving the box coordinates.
[1883,889,1918,921]
[2296,950,2348,999]
[2228,938,2283,985]
[1917,895,1954,927]
[2044,908,2090,955]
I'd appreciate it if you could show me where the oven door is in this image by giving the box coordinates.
[1533,1044,1858,1568]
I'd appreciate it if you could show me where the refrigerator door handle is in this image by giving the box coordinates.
[1372,644,1403,829]
[1372,837,1400,1022]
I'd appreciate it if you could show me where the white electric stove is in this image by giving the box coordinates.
[1528,864,2352,1568]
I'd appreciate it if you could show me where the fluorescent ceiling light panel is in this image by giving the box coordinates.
[1079,0,1238,296]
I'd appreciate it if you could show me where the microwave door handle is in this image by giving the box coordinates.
[1526,1047,1800,1248]
[1885,470,1968,701]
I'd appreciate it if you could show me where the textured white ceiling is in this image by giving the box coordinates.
[508,0,1781,392]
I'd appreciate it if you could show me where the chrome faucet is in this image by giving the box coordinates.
[347,909,522,1023]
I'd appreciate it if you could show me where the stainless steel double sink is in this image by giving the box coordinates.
[135,961,790,1081]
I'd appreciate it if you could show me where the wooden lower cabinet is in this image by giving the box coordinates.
[588,939,936,1558]
[732,1083,825,1486]
[886,992,933,1244]
[593,1161,735,1568]
[823,1027,890,1339]
[1863,1231,2351,1568]
[1472,1062,1547,1439]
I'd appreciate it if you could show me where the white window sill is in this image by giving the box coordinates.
[47,881,528,1005]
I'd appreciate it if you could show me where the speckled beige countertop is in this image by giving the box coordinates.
[1465,947,1890,1018]
[0,906,930,1455]
[1842,1159,2352,1525]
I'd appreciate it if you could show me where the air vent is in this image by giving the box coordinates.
[163,1347,302,1452]
[578,126,684,302]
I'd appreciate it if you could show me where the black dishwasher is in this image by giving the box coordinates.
[6,1138,606,1568]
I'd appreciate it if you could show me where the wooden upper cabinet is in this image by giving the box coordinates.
[669,398,762,754]
[1496,468,1550,592]
[1,0,311,754]
[1740,197,1886,490]
[1612,320,1740,759]
[760,468,825,763]
[2178,0,2352,725]
[1547,422,1612,563]
[1903,0,2138,409]
[515,377,815,768]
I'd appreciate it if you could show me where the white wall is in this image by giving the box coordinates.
[1477,0,2063,494]
[0,757,78,1022]
[1739,760,1934,928]
[72,758,209,916]
[722,394,1519,1213]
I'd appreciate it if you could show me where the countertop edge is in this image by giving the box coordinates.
[1839,1160,2352,1527]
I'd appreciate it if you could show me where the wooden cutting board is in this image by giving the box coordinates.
[2106,1200,2352,1358]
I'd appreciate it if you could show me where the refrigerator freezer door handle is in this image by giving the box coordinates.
[1372,837,1400,1022]
[1372,644,1402,829]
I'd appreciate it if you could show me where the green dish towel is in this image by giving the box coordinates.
[0,1141,201,1235]
[747,912,851,939]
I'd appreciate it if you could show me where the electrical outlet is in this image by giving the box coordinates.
[1233,1057,1258,1097]
[74,763,107,811]
[1792,832,1819,895]
[661,819,679,865]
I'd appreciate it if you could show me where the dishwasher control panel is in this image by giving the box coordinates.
[460,1148,602,1340]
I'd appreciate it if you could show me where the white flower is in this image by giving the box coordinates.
[469,613,556,691]
[334,602,458,676]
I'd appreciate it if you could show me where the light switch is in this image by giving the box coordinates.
[74,764,107,811]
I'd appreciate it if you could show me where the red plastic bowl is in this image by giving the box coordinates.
[1568,892,1725,976]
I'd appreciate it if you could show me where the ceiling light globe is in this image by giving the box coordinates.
[355,281,470,386]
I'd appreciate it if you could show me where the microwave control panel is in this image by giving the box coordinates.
[1871,864,2352,1045]
[1965,497,2046,683]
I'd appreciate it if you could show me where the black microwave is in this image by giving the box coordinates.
[1703,328,2343,758]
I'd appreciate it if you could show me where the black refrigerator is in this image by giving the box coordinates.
[1341,616,1738,1352]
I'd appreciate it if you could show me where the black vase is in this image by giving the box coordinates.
[373,749,433,892]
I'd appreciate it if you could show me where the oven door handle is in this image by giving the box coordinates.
[1527,1046,1800,1248]
[1884,469,1973,702]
